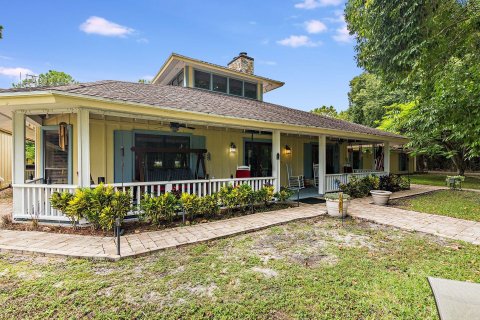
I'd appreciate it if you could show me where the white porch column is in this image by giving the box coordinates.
[372,143,376,170]
[271,130,281,192]
[384,141,391,173]
[318,135,326,195]
[77,108,90,187]
[12,111,25,217]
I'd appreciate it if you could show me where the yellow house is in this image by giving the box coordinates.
[0,52,412,223]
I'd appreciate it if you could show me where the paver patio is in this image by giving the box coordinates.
[349,184,480,245]
[1,184,479,260]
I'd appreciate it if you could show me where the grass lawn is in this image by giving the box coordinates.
[409,174,480,190]
[1,217,480,319]
[392,190,480,222]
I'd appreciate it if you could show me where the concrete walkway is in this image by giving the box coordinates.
[0,204,325,260]
[349,185,480,245]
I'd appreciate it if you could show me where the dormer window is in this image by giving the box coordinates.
[194,70,211,90]
[193,68,259,100]
[212,74,227,93]
[229,78,243,96]
[244,82,257,99]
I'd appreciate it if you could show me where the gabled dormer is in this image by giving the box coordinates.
[151,52,284,101]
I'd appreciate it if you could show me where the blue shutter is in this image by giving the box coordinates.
[190,135,206,177]
[114,131,133,183]
[303,143,313,178]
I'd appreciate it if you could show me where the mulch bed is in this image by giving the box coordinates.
[2,203,294,237]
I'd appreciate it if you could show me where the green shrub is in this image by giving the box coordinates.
[324,192,351,200]
[50,191,76,226]
[219,184,240,211]
[180,193,201,221]
[255,185,275,205]
[140,192,179,226]
[275,188,293,202]
[198,193,220,217]
[340,174,409,198]
[51,185,132,230]
[237,184,255,208]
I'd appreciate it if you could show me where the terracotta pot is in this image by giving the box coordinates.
[370,190,392,206]
[326,199,349,217]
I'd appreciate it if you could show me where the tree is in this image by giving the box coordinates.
[347,72,408,127]
[345,0,480,174]
[311,105,351,121]
[138,79,151,84]
[311,105,338,118]
[0,25,3,39]
[12,70,76,88]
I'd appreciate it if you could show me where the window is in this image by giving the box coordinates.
[244,81,257,99]
[212,74,227,93]
[244,141,272,177]
[169,70,184,86]
[134,134,191,182]
[194,70,211,90]
[229,78,243,96]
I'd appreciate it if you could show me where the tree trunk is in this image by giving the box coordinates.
[451,154,466,176]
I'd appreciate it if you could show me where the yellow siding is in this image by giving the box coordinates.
[0,131,12,187]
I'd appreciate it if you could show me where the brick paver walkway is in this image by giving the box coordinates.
[0,204,325,260]
[1,184,479,260]
[349,185,480,245]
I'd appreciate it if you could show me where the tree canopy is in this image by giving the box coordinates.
[12,70,76,88]
[345,0,480,174]
[311,105,350,121]
[0,25,3,39]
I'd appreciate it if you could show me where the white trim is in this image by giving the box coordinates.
[77,108,90,187]
[271,130,281,192]
[318,135,326,195]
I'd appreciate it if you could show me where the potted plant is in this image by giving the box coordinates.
[324,193,350,217]
[370,190,392,206]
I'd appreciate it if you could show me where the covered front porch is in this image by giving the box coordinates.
[10,108,397,223]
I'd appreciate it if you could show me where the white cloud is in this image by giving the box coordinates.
[0,55,12,60]
[295,0,343,9]
[136,38,149,44]
[277,35,321,48]
[0,67,35,79]
[305,20,327,34]
[333,25,353,43]
[79,16,134,37]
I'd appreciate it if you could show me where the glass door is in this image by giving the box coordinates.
[244,141,272,177]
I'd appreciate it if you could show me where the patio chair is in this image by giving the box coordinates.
[428,277,480,320]
[286,163,305,206]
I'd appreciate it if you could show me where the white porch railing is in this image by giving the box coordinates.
[325,171,388,193]
[12,177,275,222]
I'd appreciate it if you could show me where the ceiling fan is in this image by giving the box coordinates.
[169,122,195,132]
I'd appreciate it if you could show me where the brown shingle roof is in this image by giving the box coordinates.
[0,81,404,139]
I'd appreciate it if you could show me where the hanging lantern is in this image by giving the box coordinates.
[58,122,68,151]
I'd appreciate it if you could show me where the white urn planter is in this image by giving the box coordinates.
[370,190,392,206]
[325,193,350,217]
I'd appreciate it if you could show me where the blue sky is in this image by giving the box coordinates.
[0,0,361,111]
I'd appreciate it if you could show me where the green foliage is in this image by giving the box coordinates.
[254,185,275,205]
[180,193,201,220]
[446,175,465,190]
[140,192,179,225]
[50,191,75,225]
[324,192,351,201]
[340,175,380,198]
[237,184,255,208]
[25,141,35,165]
[198,193,220,217]
[138,79,151,84]
[274,188,293,202]
[218,185,240,211]
[50,185,131,230]
[409,174,480,190]
[345,0,480,174]
[0,25,3,39]
[311,105,338,118]
[347,72,409,127]
[379,174,410,192]
[377,101,416,134]
[12,70,76,88]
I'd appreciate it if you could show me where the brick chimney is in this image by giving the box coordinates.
[227,52,254,74]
